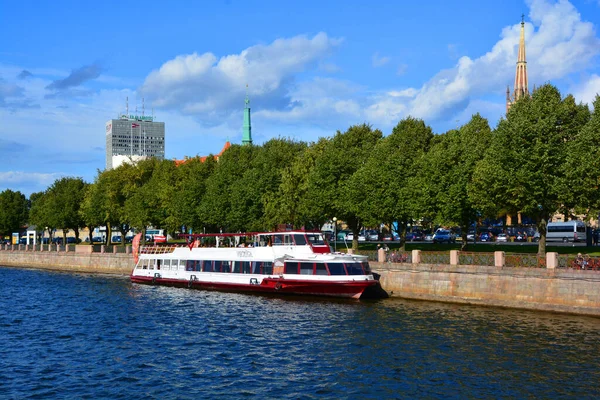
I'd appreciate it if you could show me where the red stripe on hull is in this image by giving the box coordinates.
[130,275,378,299]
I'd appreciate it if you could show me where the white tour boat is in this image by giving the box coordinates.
[130,231,380,299]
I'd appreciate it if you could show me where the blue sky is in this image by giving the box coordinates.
[1,0,600,196]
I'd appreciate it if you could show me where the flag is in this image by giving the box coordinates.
[132,233,142,265]
[131,123,140,128]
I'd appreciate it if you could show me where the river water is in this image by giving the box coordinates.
[1,267,599,399]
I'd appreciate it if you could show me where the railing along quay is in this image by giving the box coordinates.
[0,244,132,254]
[2,244,600,271]
[371,249,600,270]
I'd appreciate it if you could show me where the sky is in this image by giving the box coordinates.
[1,0,600,196]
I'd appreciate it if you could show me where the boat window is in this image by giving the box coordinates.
[263,262,273,275]
[214,261,223,272]
[186,260,195,271]
[194,261,202,272]
[242,261,251,274]
[284,262,299,274]
[217,261,231,273]
[251,261,261,274]
[315,263,328,275]
[140,259,148,269]
[361,261,371,274]
[164,259,171,270]
[273,235,284,246]
[232,261,241,273]
[179,260,186,269]
[306,234,325,246]
[327,263,346,275]
[346,262,364,275]
[203,260,214,272]
[293,234,307,245]
[149,260,155,270]
[284,235,293,245]
[300,262,313,275]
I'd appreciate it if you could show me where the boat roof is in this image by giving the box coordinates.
[180,231,324,239]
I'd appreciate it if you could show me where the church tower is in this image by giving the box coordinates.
[506,15,529,113]
[242,86,253,146]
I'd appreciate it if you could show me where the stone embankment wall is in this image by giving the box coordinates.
[0,247,133,275]
[371,262,600,316]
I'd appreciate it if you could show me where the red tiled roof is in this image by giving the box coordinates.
[174,141,231,166]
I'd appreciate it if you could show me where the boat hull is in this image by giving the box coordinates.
[130,275,379,299]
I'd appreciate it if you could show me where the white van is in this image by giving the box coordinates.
[546,221,586,243]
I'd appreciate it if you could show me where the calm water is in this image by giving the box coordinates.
[1,267,600,399]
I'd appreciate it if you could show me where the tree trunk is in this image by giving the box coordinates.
[106,223,112,246]
[537,217,547,256]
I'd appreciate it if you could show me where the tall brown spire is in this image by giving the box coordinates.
[506,15,529,113]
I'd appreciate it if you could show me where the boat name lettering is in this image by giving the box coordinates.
[237,250,252,257]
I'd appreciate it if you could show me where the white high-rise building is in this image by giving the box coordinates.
[105,114,165,170]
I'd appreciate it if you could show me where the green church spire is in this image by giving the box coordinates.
[242,85,252,145]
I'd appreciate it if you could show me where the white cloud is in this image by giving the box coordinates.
[140,32,343,123]
[396,64,408,76]
[0,171,65,194]
[387,88,418,98]
[365,0,600,122]
[372,52,391,67]
[571,74,600,106]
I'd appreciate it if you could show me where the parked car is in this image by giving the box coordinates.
[365,230,379,241]
[496,233,509,243]
[66,237,81,244]
[153,235,167,244]
[382,233,399,241]
[433,229,456,244]
[479,232,494,242]
[411,231,424,241]
[424,233,434,241]
[336,230,350,241]
[19,237,27,245]
[91,236,104,243]
[515,232,528,242]
[52,237,63,245]
[111,235,122,243]
[467,231,476,241]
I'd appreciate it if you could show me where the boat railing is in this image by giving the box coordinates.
[140,245,180,255]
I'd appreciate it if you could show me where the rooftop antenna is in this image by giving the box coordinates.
[142,98,145,117]
[126,96,129,116]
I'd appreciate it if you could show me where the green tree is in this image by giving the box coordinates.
[418,114,492,249]
[200,144,255,232]
[563,95,597,220]
[167,156,217,234]
[228,138,307,231]
[264,138,327,229]
[0,189,28,237]
[29,191,55,241]
[81,179,106,243]
[352,117,434,249]
[470,84,589,255]
[44,177,88,242]
[124,158,175,238]
[307,124,382,249]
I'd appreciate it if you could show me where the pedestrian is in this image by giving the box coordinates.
[593,230,598,246]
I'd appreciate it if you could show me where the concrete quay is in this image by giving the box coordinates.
[371,249,600,317]
[0,245,133,275]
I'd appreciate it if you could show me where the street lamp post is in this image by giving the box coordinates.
[333,217,337,252]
